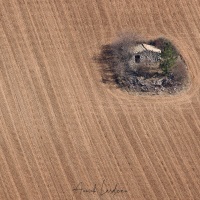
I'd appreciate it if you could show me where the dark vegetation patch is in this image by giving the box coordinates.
[94,34,189,95]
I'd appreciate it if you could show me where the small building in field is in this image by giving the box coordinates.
[129,44,161,64]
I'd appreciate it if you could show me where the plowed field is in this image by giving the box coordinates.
[1,0,200,199]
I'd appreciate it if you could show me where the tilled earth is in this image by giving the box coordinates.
[0,0,200,199]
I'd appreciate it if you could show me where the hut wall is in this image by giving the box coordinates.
[133,51,160,63]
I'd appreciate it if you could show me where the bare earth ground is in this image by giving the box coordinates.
[0,0,200,199]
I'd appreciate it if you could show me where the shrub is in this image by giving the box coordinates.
[94,33,144,85]
[171,58,187,84]
[149,37,166,50]
[160,41,178,74]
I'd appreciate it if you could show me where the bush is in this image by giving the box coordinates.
[149,37,166,50]
[160,41,178,74]
[94,33,145,85]
[171,58,187,84]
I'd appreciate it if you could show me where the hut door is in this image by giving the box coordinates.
[135,55,140,63]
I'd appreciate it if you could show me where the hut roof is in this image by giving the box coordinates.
[130,44,161,54]
[143,44,161,53]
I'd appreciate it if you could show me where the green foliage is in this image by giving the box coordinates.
[160,41,178,74]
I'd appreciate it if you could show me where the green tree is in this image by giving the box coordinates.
[160,42,178,74]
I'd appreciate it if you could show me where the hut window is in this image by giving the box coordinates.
[135,55,140,63]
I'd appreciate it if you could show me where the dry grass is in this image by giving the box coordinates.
[0,0,200,199]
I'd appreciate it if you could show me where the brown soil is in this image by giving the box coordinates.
[0,0,200,200]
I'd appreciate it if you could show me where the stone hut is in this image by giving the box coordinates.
[129,44,161,65]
